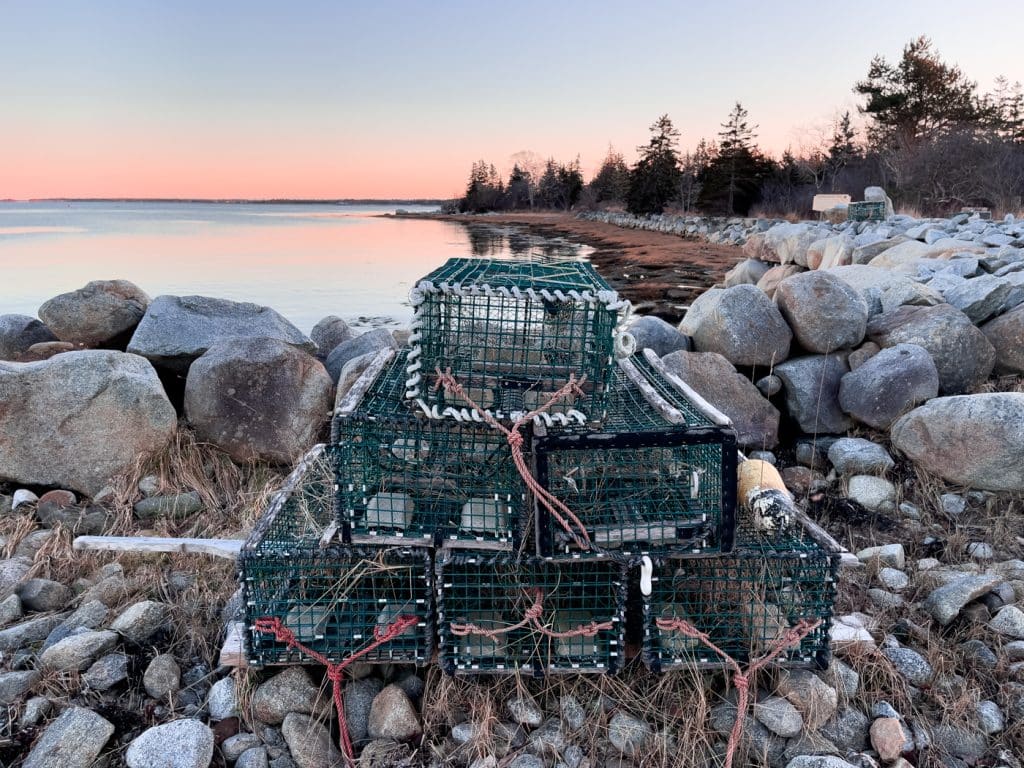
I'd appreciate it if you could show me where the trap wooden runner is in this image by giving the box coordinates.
[73,535,244,560]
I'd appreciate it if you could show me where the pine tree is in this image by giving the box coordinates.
[825,111,860,191]
[718,102,757,214]
[626,115,682,215]
[589,146,631,204]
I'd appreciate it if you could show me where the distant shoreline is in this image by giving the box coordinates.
[5,198,450,206]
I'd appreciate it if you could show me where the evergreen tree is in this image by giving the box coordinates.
[589,146,631,204]
[626,115,682,215]
[825,111,861,191]
[991,76,1024,144]
[718,102,757,214]
[697,103,773,214]
[505,164,532,209]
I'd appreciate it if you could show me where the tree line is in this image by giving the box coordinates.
[456,37,1023,218]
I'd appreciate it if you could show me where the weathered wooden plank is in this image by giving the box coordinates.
[641,349,732,427]
[616,356,686,425]
[219,621,247,668]
[73,536,243,560]
[334,347,395,417]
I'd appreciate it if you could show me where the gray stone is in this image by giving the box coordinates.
[207,676,238,720]
[923,573,1002,625]
[324,329,398,384]
[868,588,905,609]
[930,725,988,763]
[776,670,837,729]
[680,285,792,367]
[185,337,332,465]
[40,629,119,671]
[960,639,998,667]
[975,700,1004,734]
[828,438,894,476]
[392,672,424,702]
[253,666,325,726]
[0,315,58,361]
[847,341,880,370]
[508,756,544,768]
[753,695,803,738]
[22,706,115,768]
[15,529,54,558]
[82,652,129,690]
[878,567,910,592]
[626,315,691,357]
[847,475,897,513]
[133,491,204,521]
[20,696,52,728]
[724,258,771,287]
[80,573,129,607]
[343,677,383,744]
[944,274,1013,323]
[507,693,543,727]
[0,556,32,597]
[940,492,968,517]
[310,315,354,358]
[333,351,380,410]
[891,394,1024,492]
[367,684,421,741]
[967,542,994,560]
[110,600,171,644]
[981,304,1024,374]
[0,669,39,705]
[127,294,315,375]
[866,303,995,395]
[756,374,782,397]
[0,593,22,626]
[608,711,652,757]
[883,646,933,686]
[838,343,939,430]
[879,280,943,313]
[125,719,215,768]
[560,695,586,733]
[527,717,569,756]
[143,653,181,699]
[237,748,270,768]
[1005,640,1024,660]
[0,351,177,496]
[820,707,870,753]
[782,751,852,768]
[756,264,806,299]
[774,353,851,434]
[0,612,67,650]
[39,280,150,346]
[763,222,824,266]
[17,578,73,613]
[990,605,1024,638]
[775,270,868,353]
[660,350,780,448]
[224,733,264,762]
[831,658,859,697]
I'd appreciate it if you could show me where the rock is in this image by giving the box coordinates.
[783,754,857,768]
[981,304,1024,374]
[990,605,1024,638]
[870,717,910,762]
[831,658,860,697]
[724,258,771,287]
[776,670,837,729]
[207,676,239,720]
[763,222,823,266]
[0,557,32,597]
[125,719,215,768]
[679,285,792,367]
[507,693,543,727]
[780,465,823,495]
[753,695,803,738]
[0,612,67,650]
[961,638,999,667]
[0,351,176,496]
[343,678,383,744]
[880,280,943,313]
[237,748,270,768]
[827,438,894,476]
[775,271,868,353]
[878,567,910,592]
[310,316,354,358]
[560,695,586,733]
[40,629,119,671]
[17,578,73,613]
[608,711,653,757]
[975,700,1004,734]
[223,733,263,762]
[660,350,780,448]
[368,684,421,741]
[508,756,544,768]
[944,274,1013,324]
[967,542,994,560]
[841,343,939,430]
[143,653,181,699]
[80,573,129,607]
[253,667,325,726]
[127,294,315,375]
[883,646,933,686]
[324,329,398,384]
[856,544,905,569]
[184,337,331,465]
[864,186,894,217]
[110,600,171,644]
[756,264,806,299]
[133,491,204,520]
[891,394,1024,491]
[283,713,348,768]
[333,351,380,410]
[0,669,39,705]
[1005,640,1024,660]
[820,708,869,753]
[755,374,782,397]
[38,280,150,346]
[930,725,988,764]
[0,593,22,626]
[82,652,129,690]
[923,574,1002,625]
[20,696,52,728]
[866,304,995,395]
[526,716,567,755]
[847,341,880,370]
[774,354,852,434]
[0,315,58,361]
[626,315,690,357]
[846,475,897,513]
[22,706,115,768]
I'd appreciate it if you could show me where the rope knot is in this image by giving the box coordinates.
[326,666,345,685]
[508,431,525,449]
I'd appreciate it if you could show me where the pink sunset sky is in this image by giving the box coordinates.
[2,1,1022,200]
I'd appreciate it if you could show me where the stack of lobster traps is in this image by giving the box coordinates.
[238,256,839,676]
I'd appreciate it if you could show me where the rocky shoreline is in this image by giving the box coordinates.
[2,210,1024,768]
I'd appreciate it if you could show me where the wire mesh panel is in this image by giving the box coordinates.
[436,552,627,675]
[333,351,526,549]
[847,201,886,222]
[405,258,629,422]
[642,527,839,672]
[239,449,434,667]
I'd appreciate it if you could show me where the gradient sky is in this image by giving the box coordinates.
[2,1,1022,200]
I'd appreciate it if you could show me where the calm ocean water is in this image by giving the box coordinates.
[0,201,589,333]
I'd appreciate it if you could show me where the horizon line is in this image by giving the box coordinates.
[1,197,452,205]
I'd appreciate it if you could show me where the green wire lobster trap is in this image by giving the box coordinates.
[533,352,738,557]
[333,349,527,550]
[405,258,631,424]
[436,551,627,675]
[847,201,886,222]
[642,525,839,672]
[239,446,434,667]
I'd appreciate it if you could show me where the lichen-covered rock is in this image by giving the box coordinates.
[775,271,868,353]
[38,279,150,346]
[680,285,791,367]
[838,343,939,429]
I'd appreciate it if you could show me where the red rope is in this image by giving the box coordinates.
[450,588,614,641]
[253,614,419,764]
[433,367,592,549]
[655,616,822,768]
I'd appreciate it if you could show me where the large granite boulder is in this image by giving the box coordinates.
[324,329,399,384]
[762,223,824,266]
[38,280,150,347]
[625,315,690,357]
[0,351,176,496]
[891,393,1024,491]
[724,259,771,287]
[774,354,852,434]
[184,337,332,464]
[310,315,355,358]
[127,295,315,374]
[679,285,791,368]
[660,350,780,449]
[756,265,806,299]
[825,265,918,315]
[838,343,939,429]
[775,271,868,353]
[866,304,995,394]
[981,305,1024,374]
[0,315,58,361]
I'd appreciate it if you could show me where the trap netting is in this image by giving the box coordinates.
[533,356,737,557]
[405,258,630,423]
[239,446,434,667]
[436,552,627,675]
[642,526,839,672]
[847,201,886,222]
[333,350,526,549]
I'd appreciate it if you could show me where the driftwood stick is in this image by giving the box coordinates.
[73,536,243,560]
